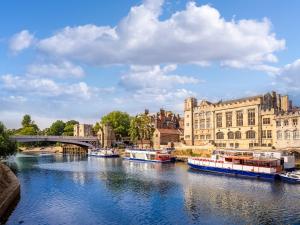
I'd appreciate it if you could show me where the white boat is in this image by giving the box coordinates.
[88,148,119,158]
[124,149,173,163]
[279,172,300,184]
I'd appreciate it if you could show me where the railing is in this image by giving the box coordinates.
[11,135,97,140]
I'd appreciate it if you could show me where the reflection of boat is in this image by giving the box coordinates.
[279,172,300,184]
[188,151,282,180]
[124,149,172,163]
[88,148,119,158]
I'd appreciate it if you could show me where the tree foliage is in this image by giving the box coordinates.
[63,120,79,136]
[0,121,17,158]
[47,120,65,136]
[129,113,154,147]
[101,111,131,140]
[18,114,39,135]
[93,122,101,134]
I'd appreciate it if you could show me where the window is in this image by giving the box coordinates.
[216,132,224,139]
[293,118,298,126]
[235,143,239,148]
[235,131,241,139]
[228,132,234,139]
[200,135,205,140]
[276,120,281,127]
[206,118,211,129]
[206,112,211,117]
[284,130,290,140]
[186,123,189,127]
[216,113,222,128]
[226,112,232,127]
[262,130,267,138]
[206,135,211,140]
[246,130,256,139]
[263,118,270,125]
[186,115,189,118]
[267,130,272,138]
[194,120,198,129]
[236,111,243,126]
[185,135,190,139]
[230,143,234,147]
[293,130,300,140]
[200,119,205,129]
[194,135,199,139]
[284,120,289,126]
[248,109,255,125]
[199,112,205,119]
[277,131,282,140]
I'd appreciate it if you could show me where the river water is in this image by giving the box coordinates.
[4,153,300,225]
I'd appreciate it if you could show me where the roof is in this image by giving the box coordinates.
[215,95,262,105]
[155,128,180,134]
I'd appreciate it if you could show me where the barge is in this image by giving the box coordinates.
[124,149,173,163]
[88,148,119,158]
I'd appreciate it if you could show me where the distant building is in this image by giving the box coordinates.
[184,91,293,149]
[97,123,116,148]
[73,124,94,137]
[153,128,180,149]
[147,108,183,129]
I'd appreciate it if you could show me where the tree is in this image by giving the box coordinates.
[129,113,154,148]
[18,126,39,135]
[22,114,32,127]
[47,120,65,136]
[101,111,131,140]
[93,122,101,134]
[0,122,17,158]
[63,120,79,136]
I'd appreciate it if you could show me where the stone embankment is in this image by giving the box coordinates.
[0,163,20,221]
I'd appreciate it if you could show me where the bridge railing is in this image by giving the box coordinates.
[10,135,98,140]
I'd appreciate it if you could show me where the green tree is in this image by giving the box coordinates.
[0,122,17,158]
[18,126,39,135]
[63,120,79,136]
[18,114,39,135]
[22,114,32,127]
[93,122,101,134]
[47,120,65,136]
[129,113,154,148]
[101,111,131,140]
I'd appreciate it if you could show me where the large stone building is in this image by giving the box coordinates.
[147,108,183,129]
[184,91,293,149]
[73,124,94,137]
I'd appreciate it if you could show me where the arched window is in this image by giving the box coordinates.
[216,132,224,139]
[228,132,234,139]
[277,131,282,140]
[235,131,241,139]
[293,130,299,140]
[284,130,290,140]
[246,130,256,139]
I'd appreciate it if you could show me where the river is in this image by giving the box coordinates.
[4,153,300,225]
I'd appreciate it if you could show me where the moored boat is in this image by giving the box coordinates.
[124,148,172,163]
[88,148,119,158]
[279,172,300,184]
[188,153,282,180]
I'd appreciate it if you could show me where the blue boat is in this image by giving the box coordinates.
[279,172,300,184]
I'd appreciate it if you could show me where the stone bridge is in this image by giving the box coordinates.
[10,135,99,148]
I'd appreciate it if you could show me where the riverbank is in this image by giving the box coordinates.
[0,163,20,223]
[19,146,62,154]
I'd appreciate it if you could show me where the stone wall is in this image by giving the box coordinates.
[0,163,20,221]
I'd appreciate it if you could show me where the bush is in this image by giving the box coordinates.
[0,122,18,159]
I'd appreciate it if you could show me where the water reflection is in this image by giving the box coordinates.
[4,154,300,225]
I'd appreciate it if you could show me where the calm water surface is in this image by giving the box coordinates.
[4,153,300,225]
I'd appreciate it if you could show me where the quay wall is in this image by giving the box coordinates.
[0,163,20,221]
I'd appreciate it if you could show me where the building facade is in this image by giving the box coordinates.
[73,124,94,137]
[153,128,180,148]
[184,92,293,149]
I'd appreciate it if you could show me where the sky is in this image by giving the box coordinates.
[1,0,300,129]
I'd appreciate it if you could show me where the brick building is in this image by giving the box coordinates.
[153,128,181,149]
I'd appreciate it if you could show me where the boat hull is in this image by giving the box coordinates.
[123,157,171,163]
[279,175,300,184]
[188,163,278,180]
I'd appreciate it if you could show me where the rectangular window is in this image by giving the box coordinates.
[206,118,211,129]
[199,112,205,119]
[248,109,255,125]
[293,130,300,139]
[186,123,189,127]
[200,119,205,129]
[200,135,205,140]
[263,118,270,125]
[276,120,281,127]
[277,131,282,140]
[194,135,199,139]
[230,143,234,147]
[262,130,267,138]
[235,143,239,148]
[293,118,298,126]
[185,135,190,139]
[216,113,222,128]
[267,130,272,138]
[194,120,198,129]
[226,112,232,127]
[236,110,243,126]
[206,112,211,117]
[284,120,289,126]
[206,134,211,140]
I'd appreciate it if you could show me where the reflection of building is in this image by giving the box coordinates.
[184,92,293,149]
[74,124,94,137]
[153,128,180,148]
[275,110,300,149]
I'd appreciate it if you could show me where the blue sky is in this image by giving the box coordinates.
[1,0,300,129]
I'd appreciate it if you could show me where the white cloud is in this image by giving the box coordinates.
[35,1,284,68]
[27,61,85,78]
[119,64,200,90]
[9,30,35,53]
[274,59,300,91]
[0,74,113,100]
